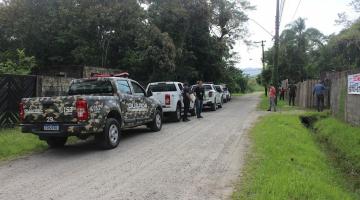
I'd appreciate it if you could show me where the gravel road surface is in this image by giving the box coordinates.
[0,93,261,200]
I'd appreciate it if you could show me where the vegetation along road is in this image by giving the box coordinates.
[0,93,262,200]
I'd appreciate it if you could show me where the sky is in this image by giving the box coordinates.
[235,0,358,69]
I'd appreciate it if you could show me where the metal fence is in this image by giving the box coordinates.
[0,74,37,128]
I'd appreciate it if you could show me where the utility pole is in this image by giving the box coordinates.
[254,40,266,69]
[273,0,280,104]
[260,40,265,69]
[255,40,267,96]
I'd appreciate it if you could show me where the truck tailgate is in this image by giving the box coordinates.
[22,96,77,123]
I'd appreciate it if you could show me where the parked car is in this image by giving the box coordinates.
[20,74,163,149]
[146,82,195,122]
[223,86,231,102]
[192,83,222,111]
[214,85,227,103]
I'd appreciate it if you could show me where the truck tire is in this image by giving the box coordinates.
[46,137,67,148]
[172,104,181,122]
[148,109,162,132]
[96,118,121,149]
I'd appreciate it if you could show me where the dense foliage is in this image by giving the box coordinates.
[0,0,253,93]
[259,7,360,86]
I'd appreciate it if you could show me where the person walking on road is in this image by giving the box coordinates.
[313,81,326,112]
[288,82,297,106]
[194,81,205,119]
[267,85,277,112]
[182,82,192,122]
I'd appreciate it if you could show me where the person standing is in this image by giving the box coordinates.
[288,82,297,106]
[194,81,205,119]
[313,81,326,112]
[280,87,285,100]
[268,85,277,112]
[182,82,192,122]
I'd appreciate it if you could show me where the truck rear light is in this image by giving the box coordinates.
[209,91,213,97]
[165,94,171,105]
[19,102,25,121]
[76,99,89,121]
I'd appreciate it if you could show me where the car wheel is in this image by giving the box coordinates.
[172,105,181,122]
[46,137,67,148]
[211,100,217,111]
[96,118,121,149]
[219,100,223,108]
[149,109,162,132]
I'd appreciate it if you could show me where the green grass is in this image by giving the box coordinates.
[232,93,245,97]
[247,78,264,92]
[233,114,358,200]
[313,117,360,194]
[0,128,47,161]
[258,94,295,111]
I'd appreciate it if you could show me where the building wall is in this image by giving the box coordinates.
[82,66,121,78]
[39,76,73,97]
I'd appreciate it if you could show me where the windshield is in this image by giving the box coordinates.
[149,83,177,92]
[68,80,114,95]
[223,88,228,92]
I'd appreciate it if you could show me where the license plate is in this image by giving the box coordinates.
[43,124,59,131]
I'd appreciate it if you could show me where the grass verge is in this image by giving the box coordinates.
[302,113,360,195]
[0,128,47,161]
[258,94,295,111]
[0,129,80,162]
[233,114,358,200]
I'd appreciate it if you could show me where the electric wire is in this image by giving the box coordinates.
[292,0,302,21]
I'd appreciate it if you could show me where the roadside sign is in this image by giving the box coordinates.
[348,73,360,94]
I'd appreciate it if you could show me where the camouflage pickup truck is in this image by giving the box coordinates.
[20,76,163,149]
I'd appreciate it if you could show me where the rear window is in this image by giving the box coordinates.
[149,83,177,92]
[204,85,212,91]
[68,80,114,95]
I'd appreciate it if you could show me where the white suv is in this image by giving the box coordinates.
[146,82,195,121]
[214,85,227,103]
[193,83,222,111]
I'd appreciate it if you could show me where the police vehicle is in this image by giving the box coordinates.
[20,73,163,149]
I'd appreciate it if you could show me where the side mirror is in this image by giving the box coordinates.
[146,89,153,97]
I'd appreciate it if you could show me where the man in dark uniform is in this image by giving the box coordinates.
[288,82,297,106]
[182,82,191,122]
[194,80,205,118]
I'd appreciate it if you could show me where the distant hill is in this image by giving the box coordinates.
[241,68,262,77]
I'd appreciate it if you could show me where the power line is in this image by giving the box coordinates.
[249,18,274,38]
[279,0,286,25]
[292,0,302,21]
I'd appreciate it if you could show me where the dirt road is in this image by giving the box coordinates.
[0,93,261,200]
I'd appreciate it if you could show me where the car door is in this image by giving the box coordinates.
[177,83,184,108]
[130,81,150,124]
[115,80,137,126]
[213,85,221,104]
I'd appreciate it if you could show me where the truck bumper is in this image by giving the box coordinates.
[21,123,91,138]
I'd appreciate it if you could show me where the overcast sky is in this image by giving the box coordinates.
[235,0,358,69]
